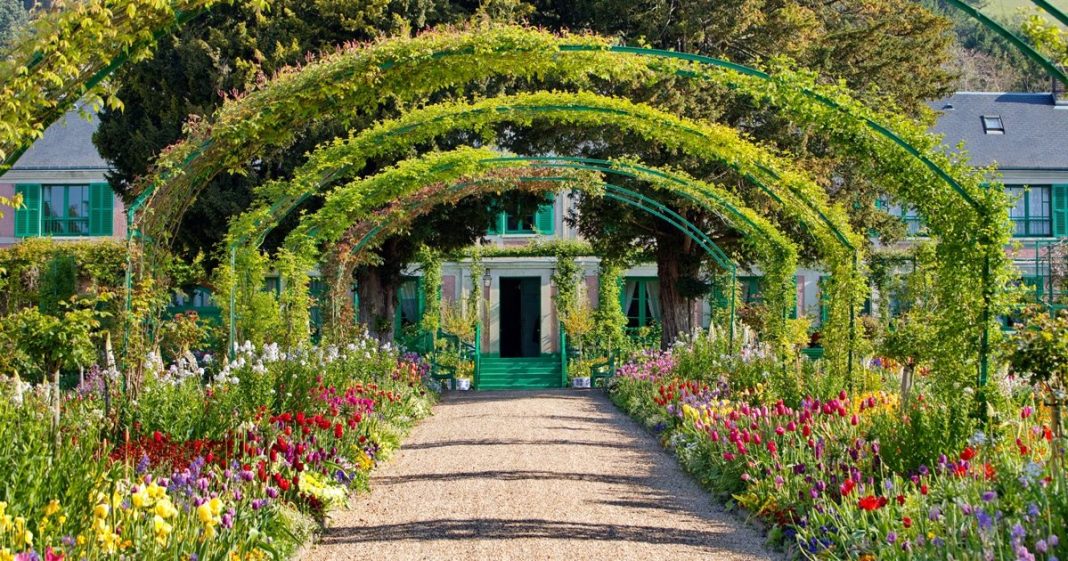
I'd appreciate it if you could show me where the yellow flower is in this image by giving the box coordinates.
[146,482,166,500]
[44,499,60,517]
[0,515,10,531]
[0,502,7,518]
[208,497,222,516]
[153,514,173,546]
[93,503,110,519]
[197,503,216,526]
[77,534,86,546]
[154,497,178,520]
[0,548,12,561]
[132,488,151,509]
[58,515,66,525]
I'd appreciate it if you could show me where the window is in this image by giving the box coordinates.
[621,278,660,328]
[1006,185,1052,237]
[487,196,555,236]
[981,115,1004,134]
[14,183,113,238]
[42,185,90,235]
[739,276,763,304]
[882,199,926,236]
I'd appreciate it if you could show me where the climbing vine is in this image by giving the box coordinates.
[128,25,1010,385]
[552,250,582,333]
[418,247,442,336]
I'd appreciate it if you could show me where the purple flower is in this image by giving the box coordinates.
[1036,539,1048,554]
[1028,503,1041,517]
[1011,523,1026,541]
[929,506,942,521]
[976,510,993,531]
[981,491,997,502]
[251,499,268,510]
[136,453,150,474]
[887,532,897,544]
[266,487,279,499]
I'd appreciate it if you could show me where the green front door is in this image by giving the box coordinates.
[499,277,541,357]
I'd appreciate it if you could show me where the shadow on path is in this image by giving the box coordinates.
[322,518,752,549]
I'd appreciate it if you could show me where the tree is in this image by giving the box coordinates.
[94,0,466,261]
[0,0,26,46]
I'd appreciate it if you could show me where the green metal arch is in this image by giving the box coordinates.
[133,26,990,243]
[235,95,855,263]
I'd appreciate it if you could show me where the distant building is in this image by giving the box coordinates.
[0,110,126,247]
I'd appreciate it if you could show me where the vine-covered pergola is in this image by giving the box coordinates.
[111,26,1012,387]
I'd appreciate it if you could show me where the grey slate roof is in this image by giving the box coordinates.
[930,92,1068,170]
[9,109,109,171]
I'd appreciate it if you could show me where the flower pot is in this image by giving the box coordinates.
[571,377,591,389]
[455,378,471,391]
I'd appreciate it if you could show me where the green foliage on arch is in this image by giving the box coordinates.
[138,24,1010,387]
[223,91,856,365]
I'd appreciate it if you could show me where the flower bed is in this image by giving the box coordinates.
[0,337,437,560]
[609,346,1066,560]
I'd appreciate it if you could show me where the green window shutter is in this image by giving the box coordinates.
[1053,184,1068,238]
[89,183,114,236]
[487,211,500,235]
[535,197,555,235]
[14,184,41,237]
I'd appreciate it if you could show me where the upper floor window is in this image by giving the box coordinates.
[43,185,90,235]
[1007,185,1052,237]
[487,196,555,236]
[880,199,926,237]
[14,183,114,238]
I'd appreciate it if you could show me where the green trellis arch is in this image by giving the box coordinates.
[121,26,1010,384]
[268,150,800,349]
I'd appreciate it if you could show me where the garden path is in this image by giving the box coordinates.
[304,389,776,561]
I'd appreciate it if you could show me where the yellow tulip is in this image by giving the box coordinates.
[155,497,178,519]
[44,499,60,517]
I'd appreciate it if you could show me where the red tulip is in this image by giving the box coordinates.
[960,447,976,461]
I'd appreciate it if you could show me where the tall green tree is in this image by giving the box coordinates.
[509,0,959,346]
[0,0,26,46]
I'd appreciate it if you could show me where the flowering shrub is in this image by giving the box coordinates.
[0,336,436,560]
[610,341,1067,561]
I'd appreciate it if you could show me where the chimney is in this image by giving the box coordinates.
[1055,73,1068,107]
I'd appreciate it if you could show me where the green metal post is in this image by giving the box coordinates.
[474,322,482,391]
[229,245,237,360]
[560,322,568,388]
[980,252,991,389]
[728,267,737,352]
[848,251,858,386]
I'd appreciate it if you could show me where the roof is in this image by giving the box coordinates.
[930,92,1068,171]
[8,109,109,171]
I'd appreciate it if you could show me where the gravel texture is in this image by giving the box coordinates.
[305,389,776,561]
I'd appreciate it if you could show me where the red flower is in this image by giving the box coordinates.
[153,431,164,444]
[984,463,996,480]
[857,495,882,511]
[840,479,856,497]
[896,494,905,506]
[920,484,928,495]
[903,516,912,529]
[334,423,344,439]
[960,447,976,461]
[802,424,812,437]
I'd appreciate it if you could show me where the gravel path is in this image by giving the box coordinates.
[305,389,776,561]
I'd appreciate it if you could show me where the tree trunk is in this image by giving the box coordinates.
[656,227,701,349]
[356,266,397,345]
